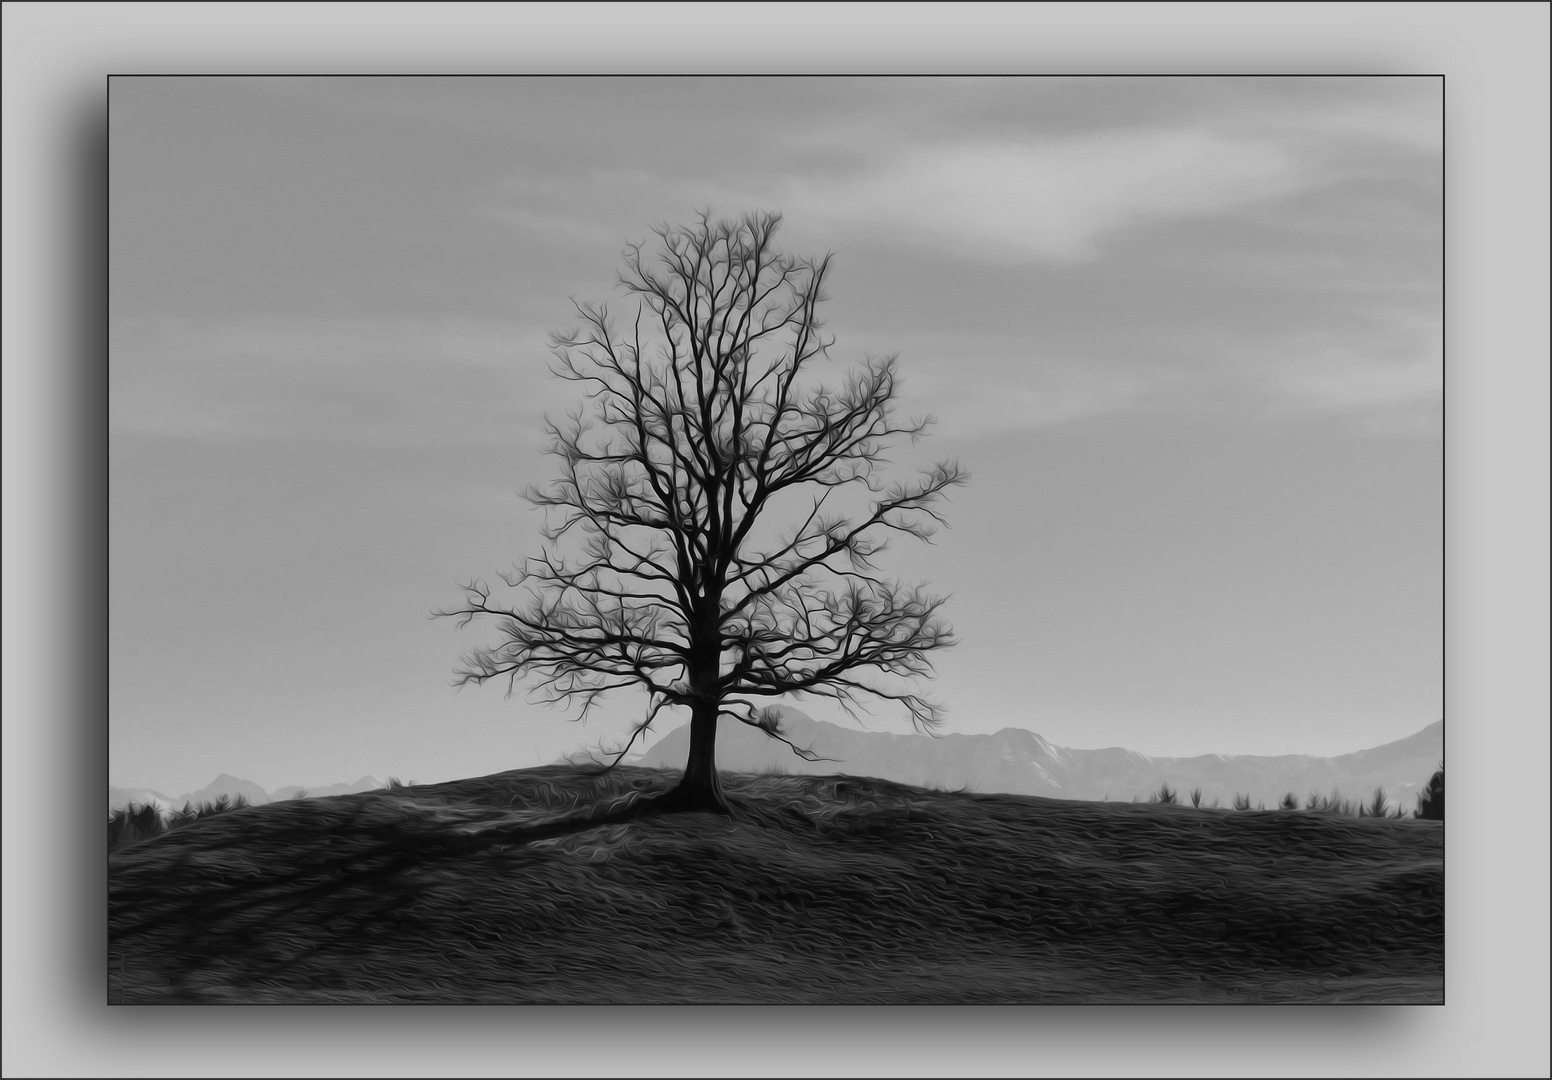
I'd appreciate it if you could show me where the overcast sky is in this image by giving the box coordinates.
[109,76,1442,794]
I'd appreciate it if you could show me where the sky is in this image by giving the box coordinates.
[108,75,1443,794]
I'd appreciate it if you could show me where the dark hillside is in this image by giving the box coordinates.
[109,766,1442,1003]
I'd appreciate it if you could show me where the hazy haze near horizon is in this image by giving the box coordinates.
[110,76,1442,794]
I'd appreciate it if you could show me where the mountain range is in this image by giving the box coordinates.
[111,715,1443,816]
[632,711,1444,813]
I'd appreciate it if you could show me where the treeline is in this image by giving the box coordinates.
[1148,763,1445,820]
[109,794,252,852]
[109,777,416,852]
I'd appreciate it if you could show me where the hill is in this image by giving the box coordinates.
[109,765,1442,1003]
[635,712,1444,811]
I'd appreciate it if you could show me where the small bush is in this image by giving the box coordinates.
[1154,783,1177,805]
[1279,792,1299,811]
[1232,793,1252,811]
[1316,790,1358,817]
[1363,787,1390,819]
[1189,787,1203,809]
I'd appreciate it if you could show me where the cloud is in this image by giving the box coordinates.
[1258,80,1444,156]
[1276,343,1442,411]
[751,79,1439,267]
[467,79,1440,286]
[110,316,571,447]
[1237,317,1443,435]
[863,303,1442,440]
[892,346,1155,436]
[776,128,1307,263]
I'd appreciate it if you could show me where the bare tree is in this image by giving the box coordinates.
[438,211,966,813]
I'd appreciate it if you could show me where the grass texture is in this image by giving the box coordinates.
[108,766,1442,1003]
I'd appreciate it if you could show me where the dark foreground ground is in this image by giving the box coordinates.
[109,767,1442,1003]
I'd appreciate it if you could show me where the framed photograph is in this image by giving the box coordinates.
[107,73,1443,1006]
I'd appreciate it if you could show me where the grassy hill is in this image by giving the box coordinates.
[108,766,1442,1003]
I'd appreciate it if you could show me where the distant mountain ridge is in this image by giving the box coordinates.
[634,711,1444,812]
[112,718,1443,815]
[109,773,387,813]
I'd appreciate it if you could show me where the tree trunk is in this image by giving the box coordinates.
[660,699,730,814]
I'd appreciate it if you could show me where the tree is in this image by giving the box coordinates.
[438,211,966,813]
[1415,762,1443,821]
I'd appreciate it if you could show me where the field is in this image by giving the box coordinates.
[108,766,1443,1003]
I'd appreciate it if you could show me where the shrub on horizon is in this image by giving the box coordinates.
[1362,787,1390,819]
[1415,763,1444,821]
